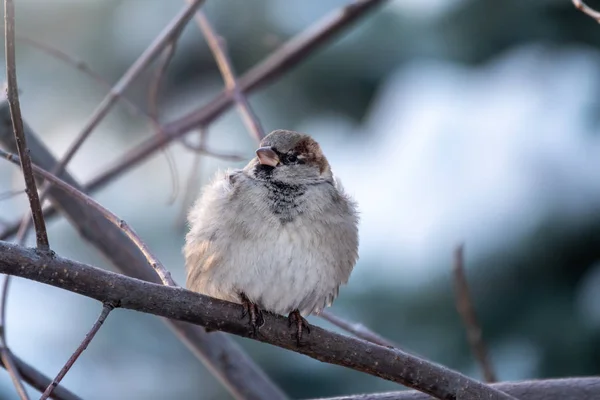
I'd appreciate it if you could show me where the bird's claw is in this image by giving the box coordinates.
[288,310,310,346]
[240,293,264,336]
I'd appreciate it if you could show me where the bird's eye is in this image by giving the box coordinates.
[286,153,298,163]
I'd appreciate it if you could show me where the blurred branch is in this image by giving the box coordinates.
[573,0,600,22]
[179,134,246,160]
[15,35,146,119]
[176,131,205,228]
[308,377,600,400]
[0,0,385,242]
[3,149,176,287]
[40,303,113,400]
[452,244,496,383]
[319,310,397,348]
[0,110,287,400]
[148,41,181,205]
[14,0,207,249]
[2,354,82,400]
[4,0,49,252]
[0,348,28,400]
[194,10,265,141]
[0,240,517,400]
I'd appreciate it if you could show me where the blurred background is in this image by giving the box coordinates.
[0,0,600,398]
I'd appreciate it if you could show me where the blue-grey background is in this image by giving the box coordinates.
[1,0,600,398]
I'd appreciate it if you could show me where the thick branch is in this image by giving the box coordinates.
[3,0,49,251]
[308,377,600,400]
[0,241,516,400]
[0,106,286,400]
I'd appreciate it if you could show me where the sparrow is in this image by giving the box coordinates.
[184,129,359,344]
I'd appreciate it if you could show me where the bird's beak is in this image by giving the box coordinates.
[256,146,280,167]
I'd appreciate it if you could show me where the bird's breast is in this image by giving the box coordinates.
[262,180,306,223]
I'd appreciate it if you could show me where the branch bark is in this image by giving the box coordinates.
[0,105,286,400]
[0,240,517,400]
[307,377,600,400]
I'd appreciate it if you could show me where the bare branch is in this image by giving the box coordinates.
[194,10,265,141]
[13,0,207,249]
[453,244,496,383]
[573,0,600,22]
[0,348,29,400]
[0,240,517,400]
[4,0,49,252]
[319,310,397,348]
[180,134,246,160]
[0,116,287,400]
[11,354,82,400]
[176,131,204,228]
[307,377,600,400]
[16,35,146,119]
[4,148,175,287]
[40,303,113,400]
[0,0,385,242]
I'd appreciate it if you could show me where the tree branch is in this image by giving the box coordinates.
[0,109,286,400]
[573,0,600,22]
[307,377,600,400]
[4,0,49,252]
[40,303,113,400]
[452,244,496,382]
[194,10,265,141]
[0,240,517,400]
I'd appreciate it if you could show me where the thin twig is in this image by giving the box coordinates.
[452,244,496,383]
[4,0,49,252]
[573,0,600,22]
[16,35,145,119]
[148,41,180,205]
[179,135,246,161]
[0,348,28,400]
[194,10,265,141]
[176,131,205,228]
[0,0,385,243]
[1,149,175,287]
[40,303,114,400]
[13,0,206,250]
[319,310,397,348]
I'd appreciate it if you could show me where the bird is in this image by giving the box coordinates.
[183,129,359,344]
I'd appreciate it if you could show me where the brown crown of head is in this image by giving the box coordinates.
[256,129,330,174]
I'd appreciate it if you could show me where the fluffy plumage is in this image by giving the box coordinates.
[184,130,359,320]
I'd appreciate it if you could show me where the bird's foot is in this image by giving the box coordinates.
[288,309,310,346]
[240,293,264,336]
